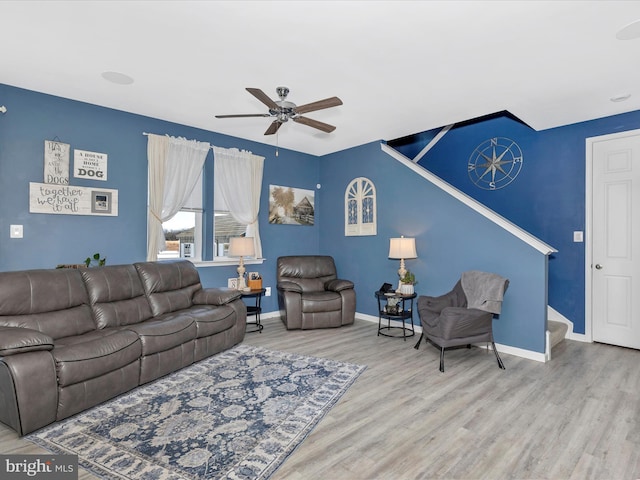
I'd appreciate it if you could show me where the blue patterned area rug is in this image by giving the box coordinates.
[27,344,366,479]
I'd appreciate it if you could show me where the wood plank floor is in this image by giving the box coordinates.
[2,317,639,479]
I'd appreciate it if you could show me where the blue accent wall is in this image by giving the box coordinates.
[412,111,640,335]
[0,83,320,314]
[318,141,548,353]
[4,81,640,350]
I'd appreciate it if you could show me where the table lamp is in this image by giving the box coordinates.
[228,236,255,291]
[388,236,417,290]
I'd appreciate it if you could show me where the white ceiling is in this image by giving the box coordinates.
[2,1,640,156]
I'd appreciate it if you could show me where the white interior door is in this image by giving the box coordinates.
[591,131,640,349]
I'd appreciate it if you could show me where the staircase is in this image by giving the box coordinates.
[547,320,568,360]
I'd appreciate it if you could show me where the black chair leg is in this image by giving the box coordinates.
[492,341,505,369]
[439,347,445,372]
[414,333,424,349]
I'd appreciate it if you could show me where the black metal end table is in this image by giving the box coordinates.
[242,288,266,333]
[375,290,417,341]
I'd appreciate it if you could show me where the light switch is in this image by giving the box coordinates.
[10,225,23,238]
[573,231,583,243]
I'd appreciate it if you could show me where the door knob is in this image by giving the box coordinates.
[595,264,603,270]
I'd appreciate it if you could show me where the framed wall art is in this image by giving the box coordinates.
[268,184,315,226]
[44,140,70,185]
[29,182,118,216]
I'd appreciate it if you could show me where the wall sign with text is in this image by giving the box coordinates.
[44,140,70,185]
[29,182,118,216]
[74,149,108,181]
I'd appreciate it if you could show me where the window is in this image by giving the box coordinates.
[345,177,377,236]
[212,146,265,260]
[147,136,264,264]
[213,211,246,257]
[159,171,203,260]
[146,134,209,262]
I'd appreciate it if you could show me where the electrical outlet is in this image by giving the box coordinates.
[265,287,271,297]
[573,231,584,243]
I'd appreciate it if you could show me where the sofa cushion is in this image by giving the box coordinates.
[185,305,237,338]
[0,269,94,339]
[134,261,201,316]
[301,291,342,313]
[53,329,141,387]
[125,315,196,355]
[81,264,153,329]
[277,255,338,282]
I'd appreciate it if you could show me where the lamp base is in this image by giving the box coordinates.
[236,256,248,291]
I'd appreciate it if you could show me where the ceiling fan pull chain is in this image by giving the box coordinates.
[276,129,279,157]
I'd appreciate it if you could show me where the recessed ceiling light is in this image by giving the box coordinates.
[610,93,631,102]
[616,19,640,40]
[101,71,134,85]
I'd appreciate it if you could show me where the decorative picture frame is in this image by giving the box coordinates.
[91,191,112,214]
[227,277,238,289]
[268,184,315,226]
[29,182,119,216]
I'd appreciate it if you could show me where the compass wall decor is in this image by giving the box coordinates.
[467,137,523,190]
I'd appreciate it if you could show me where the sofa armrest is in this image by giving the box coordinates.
[325,278,354,292]
[193,288,242,306]
[277,281,303,294]
[0,327,54,356]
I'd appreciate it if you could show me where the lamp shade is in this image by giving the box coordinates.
[228,237,255,257]
[388,237,417,259]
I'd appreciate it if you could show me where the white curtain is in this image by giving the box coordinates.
[213,146,265,258]
[147,134,210,261]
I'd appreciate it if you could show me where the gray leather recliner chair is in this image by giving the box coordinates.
[415,271,509,372]
[276,256,356,329]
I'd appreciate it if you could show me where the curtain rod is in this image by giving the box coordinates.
[142,132,255,156]
[143,132,217,151]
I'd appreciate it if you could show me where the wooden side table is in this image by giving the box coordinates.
[242,288,266,333]
[375,290,416,341]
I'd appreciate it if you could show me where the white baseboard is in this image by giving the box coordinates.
[260,311,548,363]
[490,341,546,363]
[356,313,546,363]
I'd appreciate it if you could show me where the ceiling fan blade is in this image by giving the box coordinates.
[264,120,283,135]
[293,116,336,133]
[246,88,278,109]
[215,113,271,118]
[295,96,343,115]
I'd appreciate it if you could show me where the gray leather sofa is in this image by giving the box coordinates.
[276,255,355,329]
[0,260,246,435]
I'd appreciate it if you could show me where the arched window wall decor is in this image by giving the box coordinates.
[345,177,377,236]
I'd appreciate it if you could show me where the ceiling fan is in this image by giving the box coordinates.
[215,87,343,135]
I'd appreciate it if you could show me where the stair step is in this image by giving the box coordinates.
[548,320,568,348]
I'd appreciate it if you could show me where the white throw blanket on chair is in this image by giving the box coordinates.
[461,270,509,314]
